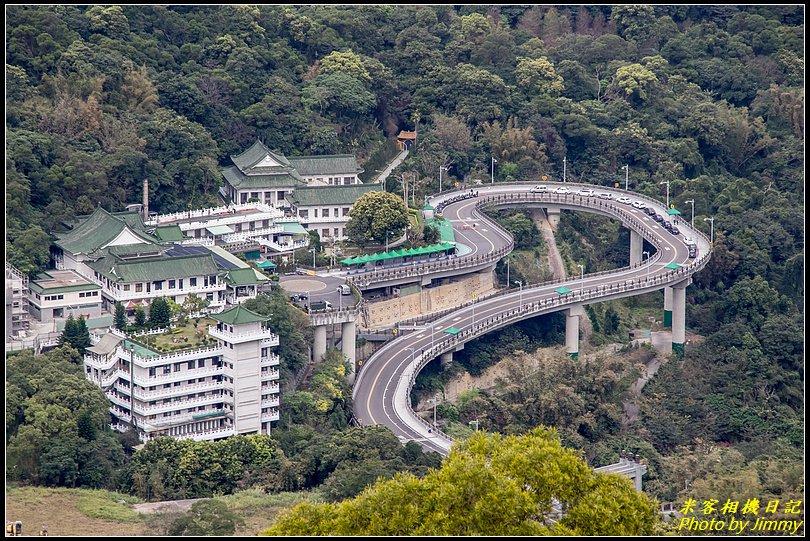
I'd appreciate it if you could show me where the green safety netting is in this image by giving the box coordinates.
[256,260,276,269]
[664,262,681,270]
[443,326,461,335]
[340,242,456,266]
[555,286,573,294]
[666,208,682,215]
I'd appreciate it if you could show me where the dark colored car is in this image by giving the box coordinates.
[652,214,664,222]
[644,207,656,216]
[668,225,680,235]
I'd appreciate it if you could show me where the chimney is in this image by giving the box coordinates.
[143,179,149,221]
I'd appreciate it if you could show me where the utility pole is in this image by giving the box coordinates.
[563,156,567,182]
[684,199,695,229]
[491,157,497,184]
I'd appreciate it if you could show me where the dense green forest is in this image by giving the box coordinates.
[6,4,804,526]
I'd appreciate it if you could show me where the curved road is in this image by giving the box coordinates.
[352,182,712,455]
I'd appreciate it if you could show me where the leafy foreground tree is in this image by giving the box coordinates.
[345,191,409,247]
[168,499,244,536]
[263,427,658,536]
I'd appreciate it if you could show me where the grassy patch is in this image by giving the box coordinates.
[74,489,144,523]
[214,489,321,535]
[130,318,218,353]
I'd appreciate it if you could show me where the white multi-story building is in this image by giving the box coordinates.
[28,269,103,322]
[288,184,381,241]
[85,305,281,442]
[220,140,379,241]
[5,264,31,341]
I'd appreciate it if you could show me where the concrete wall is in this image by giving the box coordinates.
[365,271,495,328]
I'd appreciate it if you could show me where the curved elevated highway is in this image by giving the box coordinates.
[351,183,712,456]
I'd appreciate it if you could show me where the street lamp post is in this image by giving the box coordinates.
[578,264,584,296]
[684,199,695,229]
[385,230,389,252]
[643,251,650,279]
[704,217,714,246]
[491,157,497,184]
[505,256,510,289]
[563,156,567,182]
[471,294,477,326]
[439,165,449,193]
[310,248,316,269]
[622,164,629,190]
[660,180,670,209]
[515,280,523,308]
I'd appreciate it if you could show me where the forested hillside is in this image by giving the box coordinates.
[6,4,804,520]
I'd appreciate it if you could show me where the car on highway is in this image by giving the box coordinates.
[597,192,613,200]
[576,188,595,197]
[631,200,647,209]
[530,184,548,193]
[290,293,308,302]
[652,214,664,222]
[663,222,680,235]
[617,196,632,204]
[643,206,657,216]
[685,239,698,258]
[337,284,351,295]
[554,186,571,195]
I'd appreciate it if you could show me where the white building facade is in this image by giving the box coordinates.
[84,305,281,442]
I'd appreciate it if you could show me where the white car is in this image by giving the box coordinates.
[631,200,647,209]
[554,186,571,195]
[530,185,548,193]
[576,188,595,197]
[617,196,632,204]
[597,192,613,200]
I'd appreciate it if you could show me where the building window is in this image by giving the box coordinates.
[149,367,156,377]
[57,294,64,300]
[299,210,308,219]
[174,363,181,372]
[322,228,329,238]
[198,359,205,368]
[154,281,163,291]
[240,193,248,204]
[169,280,176,289]
[210,276,217,285]
[190,278,197,287]
[323,208,330,218]
[188,361,194,370]
[313,209,318,218]
[334,228,339,237]
[179,279,184,289]
[135,283,142,293]
[278,191,285,200]
[251,192,259,200]
[343,207,350,216]
[344,177,352,185]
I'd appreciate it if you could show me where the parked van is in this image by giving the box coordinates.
[338,284,351,295]
[310,300,332,311]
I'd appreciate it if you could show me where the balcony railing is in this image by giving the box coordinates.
[261,369,280,381]
[175,427,236,441]
[130,380,224,400]
[209,325,278,344]
[261,409,280,422]
[261,355,280,367]
[133,394,226,415]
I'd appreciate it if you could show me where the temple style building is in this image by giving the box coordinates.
[220,140,380,240]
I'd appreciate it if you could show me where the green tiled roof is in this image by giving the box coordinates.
[287,154,363,176]
[114,211,147,230]
[279,221,308,235]
[154,225,185,242]
[89,254,221,283]
[30,281,101,294]
[56,207,159,255]
[106,244,165,258]
[224,268,269,286]
[289,183,381,207]
[221,166,306,189]
[231,140,290,171]
[211,305,269,325]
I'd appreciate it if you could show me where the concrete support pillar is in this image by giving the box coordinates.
[565,305,583,360]
[545,206,561,228]
[341,321,356,379]
[630,230,643,266]
[313,325,327,362]
[440,352,453,368]
[671,285,686,355]
[663,286,673,329]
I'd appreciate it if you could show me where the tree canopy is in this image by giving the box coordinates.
[264,427,658,536]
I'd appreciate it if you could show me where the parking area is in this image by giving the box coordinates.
[278,273,354,311]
